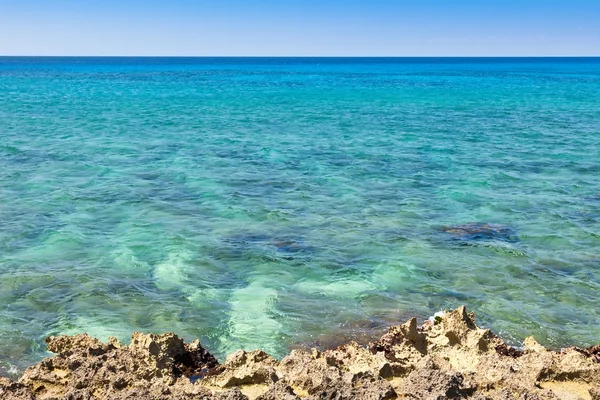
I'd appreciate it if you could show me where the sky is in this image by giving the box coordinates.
[0,0,599,56]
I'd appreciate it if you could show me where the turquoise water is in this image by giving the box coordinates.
[1,57,600,374]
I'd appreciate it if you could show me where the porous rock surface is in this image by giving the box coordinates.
[1,306,599,399]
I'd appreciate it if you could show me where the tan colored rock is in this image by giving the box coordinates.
[45,333,112,356]
[278,349,342,396]
[550,347,600,382]
[368,317,428,376]
[396,361,474,399]
[333,370,396,400]
[524,336,547,353]
[129,332,185,370]
[1,306,599,399]
[277,348,396,399]
[324,341,392,377]
[424,306,503,353]
[17,332,230,399]
[202,350,278,389]
[0,377,34,400]
[255,380,299,400]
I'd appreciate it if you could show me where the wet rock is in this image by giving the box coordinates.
[441,223,518,242]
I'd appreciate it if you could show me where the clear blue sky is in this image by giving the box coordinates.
[0,0,599,56]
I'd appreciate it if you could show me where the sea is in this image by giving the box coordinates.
[1,57,599,375]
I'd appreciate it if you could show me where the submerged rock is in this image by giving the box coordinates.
[224,233,311,255]
[292,312,412,352]
[1,307,600,399]
[440,223,519,243]
[272,240,305,254]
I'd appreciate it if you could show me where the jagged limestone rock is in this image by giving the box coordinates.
[1,307,599,400]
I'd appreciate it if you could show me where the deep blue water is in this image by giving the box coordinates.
[1,57,599,375]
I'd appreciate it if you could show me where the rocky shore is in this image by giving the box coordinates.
[1,306,599,400]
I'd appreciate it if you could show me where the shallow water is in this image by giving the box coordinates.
[1,57,600,375]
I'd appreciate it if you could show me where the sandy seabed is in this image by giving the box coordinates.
[1,306,599,400]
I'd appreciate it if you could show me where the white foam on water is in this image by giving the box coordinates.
[428,310,447,323]
[7,364,19,375]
